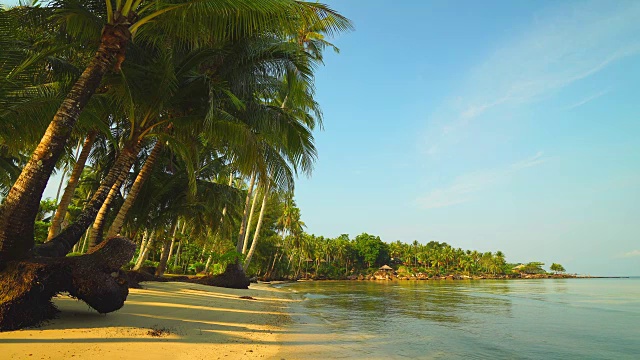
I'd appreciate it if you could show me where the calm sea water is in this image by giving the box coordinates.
[281,279,640,359]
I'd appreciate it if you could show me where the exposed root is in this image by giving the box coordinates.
[0,237,135,331]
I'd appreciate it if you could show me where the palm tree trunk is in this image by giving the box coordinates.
[47,132,97,241]
[107,139,163,238]
[89,172,126,249]
[34,142,140,258]
[0,24,131,264]
[168,221,187,267]
[203,173,234,272]
[204,254,214,273]
[78,231,89,254]
[155,221,178,277]
[133,231,155,270]
[54,167,69,205]
[236,172,256,253]
[243,182,270,272]
[242,187,260,254]
[173,240,182,269]
[134,230,150,262]
[267,250,279,279]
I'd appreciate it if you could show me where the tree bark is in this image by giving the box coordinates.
[108,138,164,238]
[204,254,214,273]
[155,221,178,277]
[133,231,155,270]
[172,240,182,269]
[54,167,68,205]
[167,221,187,270]
[243,182,270,272]
[89,167,127,249]
[0,236,135,331]
[242,187,260,254]
[47,132,97,241]
[33,142,140,258]
[236,172,256,253]
[0,24,131,265]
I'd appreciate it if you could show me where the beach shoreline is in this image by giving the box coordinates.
[0,282,297,360]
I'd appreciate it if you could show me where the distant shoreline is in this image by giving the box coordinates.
[260,274,631,284]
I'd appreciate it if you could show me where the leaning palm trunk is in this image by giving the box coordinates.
[204,174,234,272]
[236,172,256,253]
[107,140,163,238]
[35,142,141,258]
[155,221,178,277]
[133,231,155,270]
[47,132,97,240]
[134,230,150,262]
[54,167,69,205]
[242,188,260,254]
[0,23,131,264]
[172,240,182,269]
[243,182,270,272]
[89,171,127,249]
[166,221,185,269]
[166,236,176,269]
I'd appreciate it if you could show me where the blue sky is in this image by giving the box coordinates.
[4,0,638,275]
[292,0,640,276]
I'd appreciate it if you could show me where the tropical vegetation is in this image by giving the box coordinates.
[0,0,570,333]
[0,0,351,330]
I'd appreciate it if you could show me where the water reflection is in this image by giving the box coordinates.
[286,279,640,359]
[302,280,514,329]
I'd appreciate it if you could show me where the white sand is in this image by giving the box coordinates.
[0,282,302,360]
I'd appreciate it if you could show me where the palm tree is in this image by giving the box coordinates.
[47,132,97,240]
[243,180,271,271]
[0,0,349,263]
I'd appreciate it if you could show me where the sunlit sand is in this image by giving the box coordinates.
[0,282,298,359]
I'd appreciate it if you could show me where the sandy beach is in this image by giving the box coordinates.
[0,282,309,360]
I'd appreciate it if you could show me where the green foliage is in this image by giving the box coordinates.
[143,260,159,269]
[209,263,225,275]
[169,265,184,275]
[353,233,390,268]
[189,262,206,274]
[520,262,546,274]
[550,263,566,273]
[34,221,49,245]
[37,198,57,221]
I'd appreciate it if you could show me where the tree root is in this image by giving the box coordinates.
[0,237,135,331]
[194,263,250,289]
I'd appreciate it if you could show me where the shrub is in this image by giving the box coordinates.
[143,260,158,268]
[169,265,184,274]
[210,263,224,275]
[189,262,206,274]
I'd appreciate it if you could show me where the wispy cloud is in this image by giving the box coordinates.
[417,152,547,209]
[565,89,611,110]
[511,151,545,170]
[423,1,640,156]
[622,250,640,258]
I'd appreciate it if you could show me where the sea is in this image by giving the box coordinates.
[277,278,640,359]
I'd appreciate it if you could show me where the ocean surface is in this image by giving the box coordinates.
[279,278,640,359]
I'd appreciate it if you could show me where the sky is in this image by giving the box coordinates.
[290,0,640,276]
[4,0,638,276]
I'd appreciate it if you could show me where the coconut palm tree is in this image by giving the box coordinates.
[0,0,350,263]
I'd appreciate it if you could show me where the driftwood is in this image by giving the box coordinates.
[0,237,135,331]
[194,263,250,289]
